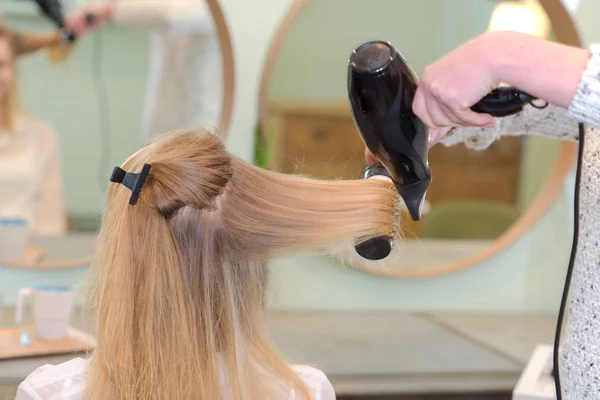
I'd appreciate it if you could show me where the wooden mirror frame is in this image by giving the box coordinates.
[0,0,235,271]
[257,0,582,278]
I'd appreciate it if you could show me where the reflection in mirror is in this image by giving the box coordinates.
[261,0,565,275]
[0,1,225,268]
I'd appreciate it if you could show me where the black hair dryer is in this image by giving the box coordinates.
[32,0,96,42]
[349,40,547,261]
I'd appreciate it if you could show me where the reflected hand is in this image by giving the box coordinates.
[65,1,115,38]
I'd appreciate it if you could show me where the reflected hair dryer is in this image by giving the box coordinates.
[31,0,96,42]
[349,40,547,261]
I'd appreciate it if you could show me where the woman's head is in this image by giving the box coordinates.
[0,20,72,131]
[85,129,400,400]
[0,25,18,131]
[0,34,15,101]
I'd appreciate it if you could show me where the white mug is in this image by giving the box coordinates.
[15,285,75,340]
[0,217,30,261]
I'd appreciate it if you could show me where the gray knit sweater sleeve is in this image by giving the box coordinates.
[436,45,600,400]
[438,103,579,150]
[439,44,600,149]
[568,44,600,125]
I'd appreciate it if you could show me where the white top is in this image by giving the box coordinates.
[110,0,223,142]
[0,116,65,235]
[15,357,336,399]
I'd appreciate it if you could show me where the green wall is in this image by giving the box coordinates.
[270,0,443,101]
[518,136,560,210]
[5,15,150,218]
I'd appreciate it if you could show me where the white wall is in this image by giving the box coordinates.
[572,0,599,45]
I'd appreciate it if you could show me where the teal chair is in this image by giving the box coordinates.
[420,200,521,240]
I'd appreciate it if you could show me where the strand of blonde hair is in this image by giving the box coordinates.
[83,129,400,399]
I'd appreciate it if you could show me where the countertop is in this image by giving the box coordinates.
[0,234,493,270]
[28,234,97,263]
[0,233,553,396]
[0,307,556,397]
[0,233,96,267]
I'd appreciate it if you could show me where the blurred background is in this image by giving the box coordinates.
[0,0,597,399]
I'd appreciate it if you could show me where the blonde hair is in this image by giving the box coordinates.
[0,20,72,131]
[84,129,400,400]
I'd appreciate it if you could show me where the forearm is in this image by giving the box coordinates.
[35,186,66,236]
[439,104,579,150]
[488,31,589,110]
[12,32,61,56]
[35,126,66,236]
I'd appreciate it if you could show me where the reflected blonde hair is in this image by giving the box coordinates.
[84,129,400,400]
[0,20,73,131]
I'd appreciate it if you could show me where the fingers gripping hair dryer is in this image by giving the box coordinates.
[349,40,547,261]
[31,0,96,42]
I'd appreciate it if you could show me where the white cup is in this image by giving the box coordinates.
[15,285,75,340]
[0,217,30,261]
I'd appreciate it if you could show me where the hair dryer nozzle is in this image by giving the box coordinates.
[398,180,428,222]
[348,40,432,221]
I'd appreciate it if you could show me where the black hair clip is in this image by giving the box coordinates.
[109,163,152,205]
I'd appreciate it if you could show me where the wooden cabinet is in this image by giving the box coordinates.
[426,136,522,205]
[267,101,522,206]
[268,102,366,180]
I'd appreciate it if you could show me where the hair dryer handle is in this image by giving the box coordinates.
[471,87,548,117]
[33,0,97,43]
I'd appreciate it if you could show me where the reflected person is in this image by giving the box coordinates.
[67,0,223,142]
[0,20,73,235]
[15,128,402,399]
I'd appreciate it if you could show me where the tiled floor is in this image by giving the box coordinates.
[0,386,512,400]
[1,309,555,398]
[339,395,511,400]
[0,385,16,400]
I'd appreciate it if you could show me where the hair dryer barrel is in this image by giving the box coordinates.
[347,40,432,221]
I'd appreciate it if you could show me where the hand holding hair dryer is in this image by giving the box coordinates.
[32,0,96,42]
[349,40,547,261]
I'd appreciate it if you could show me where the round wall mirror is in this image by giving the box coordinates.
[258,0,580,277]
[0,0,234,270]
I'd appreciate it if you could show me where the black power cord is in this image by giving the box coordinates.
[91,28,112,193]
[553,122,585,400]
